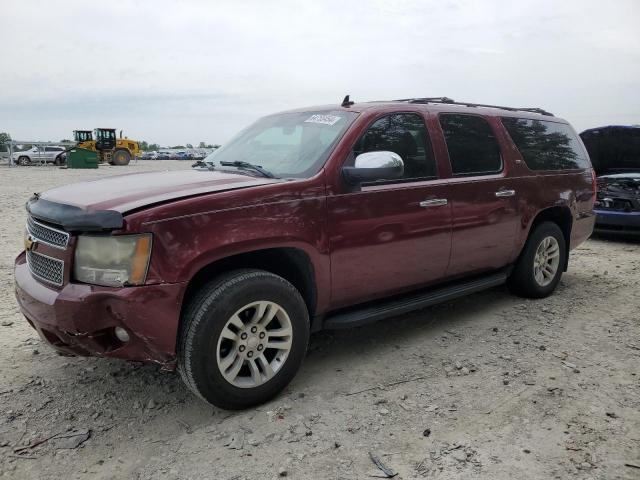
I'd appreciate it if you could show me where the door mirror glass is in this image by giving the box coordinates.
[342,151,404,184]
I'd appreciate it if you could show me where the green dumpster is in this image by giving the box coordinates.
[67,147,98,169]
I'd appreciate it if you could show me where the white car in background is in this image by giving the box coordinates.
[12,146,67,165]
[140,151,159,160]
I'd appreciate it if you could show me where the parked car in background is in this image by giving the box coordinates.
[11,146,67,165]
[580,125,640,235]
[140,151,158,160]
[15,97,595,409]
[157,152,171,160]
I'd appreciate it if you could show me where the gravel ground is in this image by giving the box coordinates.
[0,161,638,479]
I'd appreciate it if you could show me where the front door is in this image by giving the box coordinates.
[328,112,452,308]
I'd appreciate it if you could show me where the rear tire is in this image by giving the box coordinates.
[508,221,566,298]
[111,149,131,166]
[178,269,310,409]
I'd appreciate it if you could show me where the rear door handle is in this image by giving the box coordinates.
[419,198,448,207]
[495,189,515,198]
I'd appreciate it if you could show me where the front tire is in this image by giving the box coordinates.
[508,221,566,298]
[178,269,310,409]
[111,149,131,166]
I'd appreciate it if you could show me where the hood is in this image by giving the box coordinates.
[28,170,281,231]
[12,149,37,157]
[40,169,280,212]
[580,125,640,175]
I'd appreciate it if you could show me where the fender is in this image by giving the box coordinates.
[140,196,332,313]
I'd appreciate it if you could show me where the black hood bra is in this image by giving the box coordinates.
[27,195,123,232]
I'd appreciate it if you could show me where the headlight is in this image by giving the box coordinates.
[74,234,152,287]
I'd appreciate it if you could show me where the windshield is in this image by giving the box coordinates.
[203,110,358,178]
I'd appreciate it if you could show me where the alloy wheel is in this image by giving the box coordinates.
[216,301,293,388]
[533,236,560,287]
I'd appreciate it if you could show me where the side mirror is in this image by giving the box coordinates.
[342,151,404,185]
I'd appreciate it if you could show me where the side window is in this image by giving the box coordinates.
[501,117,589,170]
[353,113,437,181]
[439,114,502,175]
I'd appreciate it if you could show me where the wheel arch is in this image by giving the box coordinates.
[179,246,318,327]
[523,206,573,271]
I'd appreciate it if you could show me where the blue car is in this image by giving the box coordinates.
[581,126,640,236]
[594,173,640,235]
[175,151,194,160]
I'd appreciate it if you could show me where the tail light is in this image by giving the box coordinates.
[591,169,597,200]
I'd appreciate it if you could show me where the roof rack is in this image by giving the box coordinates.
[392,97,554,116]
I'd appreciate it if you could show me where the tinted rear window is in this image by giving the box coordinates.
[439,114,502,175]
[501,117,589,170]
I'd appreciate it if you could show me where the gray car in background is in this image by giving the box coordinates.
[11,146,67,165]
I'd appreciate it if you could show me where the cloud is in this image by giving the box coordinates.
[1,0,639,144]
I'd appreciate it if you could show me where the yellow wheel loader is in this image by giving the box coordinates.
[73,128,140,165]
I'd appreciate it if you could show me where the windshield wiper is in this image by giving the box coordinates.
[219,161,276,178]
[191,160,215,170]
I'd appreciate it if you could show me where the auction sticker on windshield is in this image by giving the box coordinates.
[304,114,342,126]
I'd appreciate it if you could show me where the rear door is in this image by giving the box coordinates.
[44,147,57,162]
[46,147,63,162]
[328,112,452,308]
[437,114,519,276]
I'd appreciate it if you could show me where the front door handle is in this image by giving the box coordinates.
[495,189,516,198]
[419,198,448,208]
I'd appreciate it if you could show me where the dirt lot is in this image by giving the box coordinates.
[0,161,638,479]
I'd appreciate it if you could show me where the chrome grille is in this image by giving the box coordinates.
[26,250,64,286]
[27,216,69,249]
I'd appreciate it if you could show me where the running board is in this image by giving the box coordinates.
[322,270,509,330]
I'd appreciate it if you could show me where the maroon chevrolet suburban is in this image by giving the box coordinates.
[15,97,596,409]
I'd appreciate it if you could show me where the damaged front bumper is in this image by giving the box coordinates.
[14,252,186,368]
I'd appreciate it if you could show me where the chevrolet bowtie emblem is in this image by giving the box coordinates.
[24,234,37,252]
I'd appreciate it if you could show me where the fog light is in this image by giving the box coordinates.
[114,327,130,343]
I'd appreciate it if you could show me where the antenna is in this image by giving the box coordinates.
[341,95,354,107]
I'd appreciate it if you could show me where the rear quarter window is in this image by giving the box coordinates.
[501,117,589,170]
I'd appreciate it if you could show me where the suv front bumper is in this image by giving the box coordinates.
[14,252,185,368]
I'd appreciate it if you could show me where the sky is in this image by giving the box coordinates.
[1,0,639,146]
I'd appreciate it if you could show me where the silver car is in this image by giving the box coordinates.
[12,146,67,165]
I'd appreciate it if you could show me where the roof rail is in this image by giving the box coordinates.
[392,97,554,116]
[394,96,456,104]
